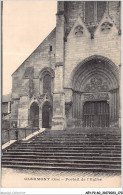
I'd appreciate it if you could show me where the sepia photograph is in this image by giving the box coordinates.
[1,1,122,189]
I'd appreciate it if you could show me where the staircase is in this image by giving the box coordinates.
[2,128,121,172]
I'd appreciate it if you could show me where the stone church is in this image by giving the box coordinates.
[11,1,121,131]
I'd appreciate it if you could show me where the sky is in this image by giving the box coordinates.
[2,1,57,95]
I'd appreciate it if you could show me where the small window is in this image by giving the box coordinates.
[50,45,52,51]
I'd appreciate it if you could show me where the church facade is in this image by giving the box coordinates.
[11,1,121,130]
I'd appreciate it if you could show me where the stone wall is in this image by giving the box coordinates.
[64,1,120,37]
[64,14,121,91]
[10,1,121,129]
[11,28,56,122]
[12,28,56,99]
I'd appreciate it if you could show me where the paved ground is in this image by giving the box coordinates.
[1,167,121,188]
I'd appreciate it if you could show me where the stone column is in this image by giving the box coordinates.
[52,2,66,130]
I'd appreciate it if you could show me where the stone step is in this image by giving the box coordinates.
[42,130,120,134]
[12,146,121,151]
[7,148,121,153]
[2,164,121,172]
[34,133,121,137]
[2,158,121,165]
[25,140,121,145]
[20,143,121,147]
[2,128,121,172]
[2,161,121,169]
[3,151,121,157]
[37,133,121,137]
[31,138,121,142]
[30,133,121,136]
[35,133,121,137]
[35,137,121,141]
[2,154,121,161]
[39,134,121,138]
[37,136,121,139]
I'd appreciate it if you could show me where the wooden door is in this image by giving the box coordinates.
[30,102,39,127]
[42,111,49,128]
[83,101,109,127]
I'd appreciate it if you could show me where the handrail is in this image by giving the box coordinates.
[2,118,40,145]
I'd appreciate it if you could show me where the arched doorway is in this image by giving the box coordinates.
[30,102,39,127]
[71,56,119,128]
[83,101,109,127]
[42,102,52,128]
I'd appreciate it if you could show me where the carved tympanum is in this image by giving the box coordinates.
[74,25,84,36]
[101,22,113,33]
[84,77,108,92]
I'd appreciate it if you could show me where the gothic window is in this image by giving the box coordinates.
[85,1,106,25]
[39,68,54,96]
[43,73,51,94]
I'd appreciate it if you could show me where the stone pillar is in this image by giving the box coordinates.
[52,2,66,130]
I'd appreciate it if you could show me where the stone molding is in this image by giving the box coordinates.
[55,62,64,67]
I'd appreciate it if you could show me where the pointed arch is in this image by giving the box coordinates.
[71,55,119,91]
[39,67,55,95]
[39,67,55,79]
[70,55,119,127]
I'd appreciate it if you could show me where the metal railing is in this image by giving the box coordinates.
[2,119,40,145]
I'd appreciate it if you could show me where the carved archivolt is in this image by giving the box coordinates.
[71,56,119,91]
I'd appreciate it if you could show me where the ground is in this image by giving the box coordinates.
[2,168,121,188]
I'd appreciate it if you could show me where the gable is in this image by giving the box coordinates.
[12,27,56,76]
[95,12,119,37]
[67,16,90,40]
